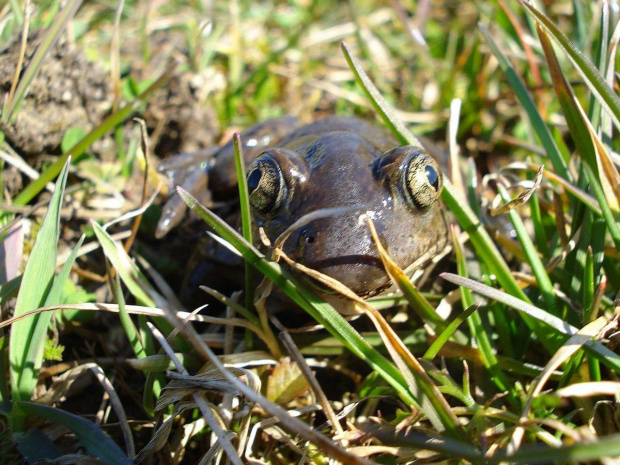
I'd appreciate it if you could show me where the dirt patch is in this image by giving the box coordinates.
[0,32,112,158]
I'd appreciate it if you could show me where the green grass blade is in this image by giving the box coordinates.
[115,274,147,360]
[586,0,608,127]
[423,303,478,360]
[91,222,156,307]
[498,185,558,315]
[443,180,558,349]
[374,427,620,463]
[8,0,24,26]
[537,26,620,252]
[3,0,83,123]
[520,0,620,133]
[15,401,132,464]
[452,223,516,404]
[9,159,69,430]
[529,194,549,257]
[341,42,421,147]
[8,234,86,411]
[582,245,594,317]
[92,224,166,405]
[233,133,255,314]
[478,23,570,181]
[44,235,85,307]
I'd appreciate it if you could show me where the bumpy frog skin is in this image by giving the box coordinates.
[157,116,448,297]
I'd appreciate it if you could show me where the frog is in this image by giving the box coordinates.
[156,116,448,299]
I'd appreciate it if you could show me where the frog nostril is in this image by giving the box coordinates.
[305,235,315,244]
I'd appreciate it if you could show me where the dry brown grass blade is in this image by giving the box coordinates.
[123,119,152,253]
[584,105,620,211]
[0,302,212,329]
[5,0,30,119]
[489,165,544,215]
[134,400,198,463]
[448,99,465,199]
[244,404,324,462]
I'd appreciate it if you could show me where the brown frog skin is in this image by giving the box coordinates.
[157,116,448,297]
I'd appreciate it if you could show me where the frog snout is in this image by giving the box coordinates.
[283,219,390,296]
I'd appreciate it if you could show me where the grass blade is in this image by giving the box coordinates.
[91,222,157,307]
[478,23,570,181]
[451,223,516,403]
[44,235,85,307]
[441,273,620,374]
[115,274,147,360]
[497,184,558,315]
[537,25,620,251]
[520,0,620,133]
[9,159,69,430]
[373,427,620,463]
[364,217,445,328]
[341,41,421,146]
[233,133,255,314]
[7,0,24,26]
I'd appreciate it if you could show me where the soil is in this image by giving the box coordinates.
[0,31,112,158]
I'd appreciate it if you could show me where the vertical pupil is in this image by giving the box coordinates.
[425,165,438,191]
[248,168,262,194]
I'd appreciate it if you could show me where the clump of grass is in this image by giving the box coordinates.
[1,0,620,463]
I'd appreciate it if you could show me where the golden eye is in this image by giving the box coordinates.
[373,146,443,210]
[400,149,443,209]
[247,155,286,214]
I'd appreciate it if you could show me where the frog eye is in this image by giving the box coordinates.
[247,155,286,214]
[373,146,443,210]
[400,150,443,209]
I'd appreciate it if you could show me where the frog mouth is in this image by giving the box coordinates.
[279,249,390,299]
